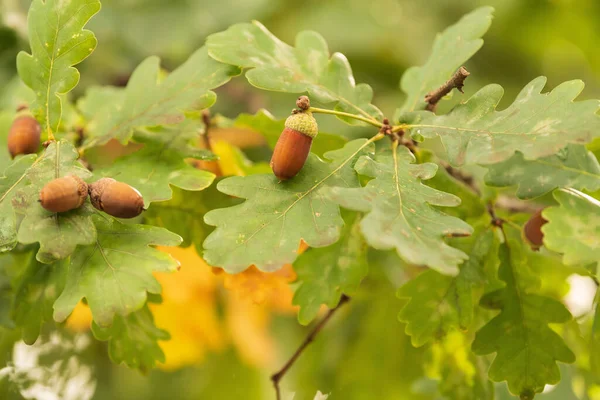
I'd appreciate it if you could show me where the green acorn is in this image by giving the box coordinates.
[270,110,318,180]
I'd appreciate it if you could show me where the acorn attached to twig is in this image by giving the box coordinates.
[8,114,41,158]
[39,176,88,213]
[523,208,547,250]
[270,97,318,180]
[89,178,144,219]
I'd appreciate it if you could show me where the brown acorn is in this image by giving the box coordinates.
[39,176,88,213]
[89,178,144,219]
[523,208,548,249]
[270,111,318,180]
[7,114,41,158]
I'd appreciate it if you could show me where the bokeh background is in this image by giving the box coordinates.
[0,0,599,399]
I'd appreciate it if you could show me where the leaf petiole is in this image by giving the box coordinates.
[309,107,383,128]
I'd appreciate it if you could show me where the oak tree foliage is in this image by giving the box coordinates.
[0,2,598,399]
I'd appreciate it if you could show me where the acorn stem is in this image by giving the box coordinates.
[308,107,384,128]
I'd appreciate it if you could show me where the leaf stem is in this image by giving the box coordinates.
[309,107,383,128]
[391,124,409,133]
[271,295,350,400]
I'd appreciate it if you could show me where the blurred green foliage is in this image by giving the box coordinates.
[1,0,599,399]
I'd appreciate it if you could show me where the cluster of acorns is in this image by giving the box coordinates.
[7,111,144,219]
[40,176,144,219]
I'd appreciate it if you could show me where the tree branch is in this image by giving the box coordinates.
[439,160,480,195]
[425,66,470,112]
[271,295,351,400]
[195,109,222,176]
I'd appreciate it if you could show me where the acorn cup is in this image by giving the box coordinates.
[89,178,144,219]
[7,113,41,158]
[523,208,547,250]
[270,110,318,180]
[39,176,89,213]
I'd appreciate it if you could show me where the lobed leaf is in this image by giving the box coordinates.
[92,304,169,372]
[11,252,66,344]
[409,77,600,166]
[17,0,100,136]
[293,213,367,325]
[472,238,575,398]
[14,140,95,263]
[0,112,14,174]
[203,139,375,273]
[397,6,494,114]
[398,228,497,346]
[485,145,600,199]
[144,185,241,255]
[0,155,37,252]
[419,150,486,220]
[84,47,240,147]
[542,188,600,267]
[93,126,215,207]
[53,215,182,326]
[328,145,473,275]
[207,21,383,124]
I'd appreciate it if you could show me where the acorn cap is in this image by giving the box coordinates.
[284,111,318,139]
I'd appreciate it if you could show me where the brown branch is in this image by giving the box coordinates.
[271,295,350,400]
[495,196,543,215]
[195,109,222,176]
[425,66,470,112]
[439,160,480,195]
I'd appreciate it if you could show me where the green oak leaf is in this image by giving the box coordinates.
[293,212,367,325]
[328,145,473,275]
[0,254,14,329]
[542,188,600,267]
[207,22,383,125]
[0,112,13,174]
[11,252,66,344]
[409,77,600,166]
[84,47,240,147]
[397,6,494,114]
[53,215,182,326]
[92,304,168,372]
[472,239,575,398]
[0,155,37,252]
[77,86,124,121]
[145,185,242,255]
[16,0,100,136]
[485,145,600,199]
[203,139,375,273]
[425,332,494,400]
[231,109,348,157]
[93,127,215,207]
[420,150,486,220]
[14,141,95,263]
[398,228,497,346]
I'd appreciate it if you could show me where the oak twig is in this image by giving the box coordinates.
[309,107,384,128]
[495,196,543,215]
[271,295,351,400]
[425,66,470,112]
[197,109,222,176]
[439,160,480,195]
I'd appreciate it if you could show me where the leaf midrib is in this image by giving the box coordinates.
[239,140,374,247]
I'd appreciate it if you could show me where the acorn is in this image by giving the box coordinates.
[89,178,144,219]
[523,208,547,249]
[7,114,41,158]
[39,176,88,213]
[270,110,318,180]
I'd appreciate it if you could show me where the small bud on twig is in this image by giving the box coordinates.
[296,96,310,111]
